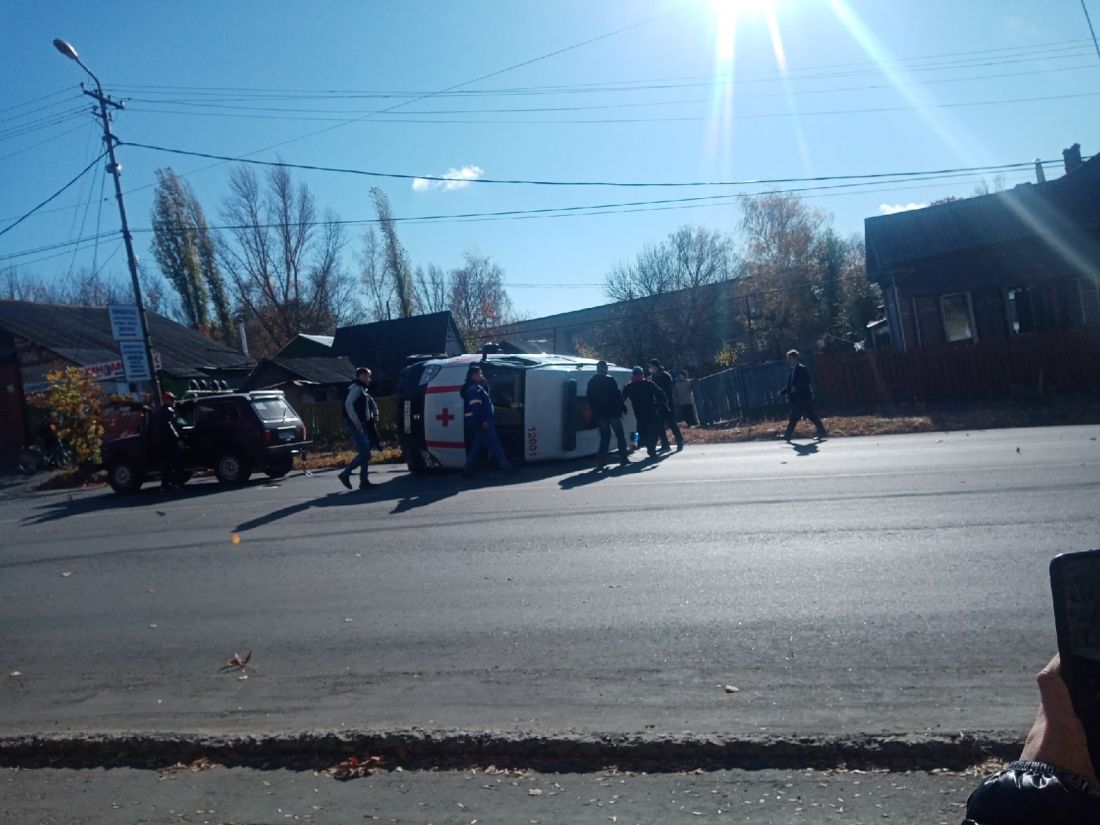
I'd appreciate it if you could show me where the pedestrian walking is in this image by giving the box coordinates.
[622,366,667,458]
[779,349,827,441]
[461,365,514,477]
[672,369,698,427]
[339,367,379,490]
[586,360,630,467]
[151,391,185,491]
[647,359,684,452]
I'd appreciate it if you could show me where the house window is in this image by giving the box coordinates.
[1006,286,1035,335]
[941,292,976,343]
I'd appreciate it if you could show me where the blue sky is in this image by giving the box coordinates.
[2,0,1099,318]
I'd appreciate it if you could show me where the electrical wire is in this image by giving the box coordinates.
[117,140,1055,189]
[0,162,1043,262]
[0,151,107,240]
[0,122,92,163]
[0,86,78,117]
[106,39,1093,101]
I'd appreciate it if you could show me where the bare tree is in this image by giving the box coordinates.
[414,263,450,315]
[369,188,416,318]
[219,165,358,354]
[448,250,513,345]
[601,225,734,365]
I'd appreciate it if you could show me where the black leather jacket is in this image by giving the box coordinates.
[963,761,1100,824]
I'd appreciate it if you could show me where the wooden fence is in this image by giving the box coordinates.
[298,396,398,443]
[814,328,1100,407]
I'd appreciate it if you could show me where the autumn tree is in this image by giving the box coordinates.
[218,165,358,355]
[736,193,879,355]
[29,366,105,464]
[150,168,234,342]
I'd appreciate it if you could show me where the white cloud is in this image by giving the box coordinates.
[411,165,484,192]
[879,202,927,215]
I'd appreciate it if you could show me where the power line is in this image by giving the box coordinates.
[0,163,1044,261]
[119,140,1052,189]
[0,86,77,117]
[124,89,1100,128]
[121,63,1099,118]
[1082,0,1100,66]
[0,121,91,163]
[0,152,107,240]
[106,38,1091,100]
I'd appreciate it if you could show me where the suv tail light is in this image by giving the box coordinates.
[298,424,307,441]
[263,429,273,445]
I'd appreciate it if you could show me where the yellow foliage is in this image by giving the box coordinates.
[29,366,105,465]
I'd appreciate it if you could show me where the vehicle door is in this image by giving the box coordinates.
[191,399,242,466]
[480,365,525,463]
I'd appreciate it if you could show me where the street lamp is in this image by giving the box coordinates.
[53,37,162,402]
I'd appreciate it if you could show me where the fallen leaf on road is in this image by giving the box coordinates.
[238,673,249,681]
[60,571,72,577]
[528,788,543,796]
[8,671,21,678]
[724,685,740,694]
[220,650,253,673]
[161,758,219,775]
[327,755,382,781]
[231,534,241,545]
[148,624,158,629]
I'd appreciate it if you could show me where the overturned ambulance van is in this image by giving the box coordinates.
[397,353,636,472]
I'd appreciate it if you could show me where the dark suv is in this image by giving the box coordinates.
[101,391,311,494]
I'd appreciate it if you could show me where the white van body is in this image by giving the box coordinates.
[397,353,636,471]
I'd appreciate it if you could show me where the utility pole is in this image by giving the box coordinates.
[1083,0,1100,67]
[53,38,162,403]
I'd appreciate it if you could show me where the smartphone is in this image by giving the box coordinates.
[1050,549,1100,772]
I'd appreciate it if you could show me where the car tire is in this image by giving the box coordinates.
[266,457,294,478]
[108,457,144,494]
[215,452,251,485]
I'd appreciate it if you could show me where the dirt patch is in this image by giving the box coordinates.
[686,400,1100,445]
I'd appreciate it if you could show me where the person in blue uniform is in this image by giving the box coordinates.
[462,365,514,477]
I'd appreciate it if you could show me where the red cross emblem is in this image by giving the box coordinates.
[436,408,455,427]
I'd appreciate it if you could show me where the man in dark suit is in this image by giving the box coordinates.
[779,349,827,442]
[647,359,683,452]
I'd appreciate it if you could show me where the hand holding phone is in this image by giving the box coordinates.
[1050,549,1100,776]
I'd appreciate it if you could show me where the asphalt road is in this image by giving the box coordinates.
[1,765,983,825]
[2,426,1098,741]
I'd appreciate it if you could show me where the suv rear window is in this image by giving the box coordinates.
[251,397,298,422]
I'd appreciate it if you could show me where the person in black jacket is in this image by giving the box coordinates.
[150,391,184,491]
[779,349,827,441]
[622,366,667,458]
[586,360,630,467]
[339,367,380,490]
[963,653,1099,823]
[648,359,684,452]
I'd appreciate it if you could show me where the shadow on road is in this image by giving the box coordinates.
[789,441,821,457]
[18,475,242,525]
[558,454,665,490]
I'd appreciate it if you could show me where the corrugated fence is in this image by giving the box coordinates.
[693,359,798,424]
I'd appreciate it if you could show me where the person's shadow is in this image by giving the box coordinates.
[558,454,664,489]
[788,441,820,457]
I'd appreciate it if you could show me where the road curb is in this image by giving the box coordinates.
[0,730,1021,772]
